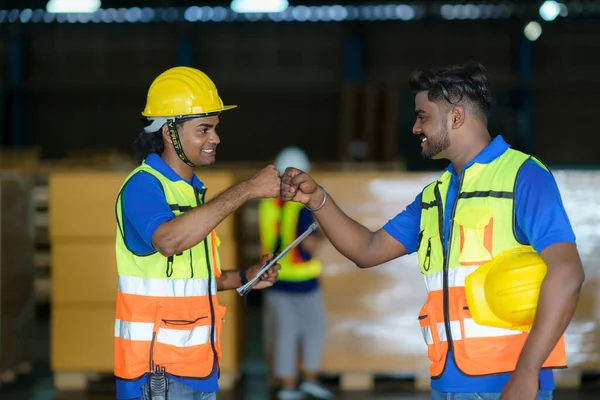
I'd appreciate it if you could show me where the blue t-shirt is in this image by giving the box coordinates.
[383,135,576,393]
[269,207,320,293]
[116,153,220,399]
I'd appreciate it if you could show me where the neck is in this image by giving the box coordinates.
[449,130,492,174]
[161,152,194,181]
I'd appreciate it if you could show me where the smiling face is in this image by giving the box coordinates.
[412,91,452,160]
[175,115,221,167]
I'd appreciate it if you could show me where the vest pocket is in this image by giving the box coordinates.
[418,301,443,363]
[151,307,215,376]
[454,206,494,267]
[456,296,525,360]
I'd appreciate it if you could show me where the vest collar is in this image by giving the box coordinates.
[446,135,510,177]
[144,153,205,189]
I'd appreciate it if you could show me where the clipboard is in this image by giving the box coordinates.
[236,221,319,296]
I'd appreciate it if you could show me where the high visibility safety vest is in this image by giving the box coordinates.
[258,199,321,282]
[114,162,226,381]
[417,148,567,378]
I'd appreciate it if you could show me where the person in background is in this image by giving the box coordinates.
[259,147,334,400]
[114,66,282,400]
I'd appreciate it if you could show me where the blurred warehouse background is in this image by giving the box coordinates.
[0,0,599,399]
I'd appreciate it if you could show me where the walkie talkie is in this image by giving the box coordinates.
[149,365,168,400]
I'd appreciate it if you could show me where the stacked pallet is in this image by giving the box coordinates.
[0,175,36,387]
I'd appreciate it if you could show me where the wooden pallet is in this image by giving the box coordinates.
[53,370,239,391]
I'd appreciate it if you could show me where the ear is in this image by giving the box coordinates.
[162,123,171,144]
[450,106,466,129]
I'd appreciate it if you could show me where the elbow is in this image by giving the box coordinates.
[558,264,585,294]
[152,230,180,258]
[568,262,586,289]
[153,239,178,258]
[354,257,377,269]
[575,266,586,288]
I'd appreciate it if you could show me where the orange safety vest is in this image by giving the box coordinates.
[417,148,567,377]
[114,163,226,380]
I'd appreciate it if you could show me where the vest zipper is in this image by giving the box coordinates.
[424,239,432,272]
[443,171,465,355]
[195,187,219,370]
[166,255,174,277]
[189,248,194,278]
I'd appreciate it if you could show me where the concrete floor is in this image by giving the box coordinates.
[2,305,600,400]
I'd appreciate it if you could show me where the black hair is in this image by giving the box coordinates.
[132,129,163,164]
[408,61,493,118]
[132,119,187,163]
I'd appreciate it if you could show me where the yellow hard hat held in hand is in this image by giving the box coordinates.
[465,247,547,332]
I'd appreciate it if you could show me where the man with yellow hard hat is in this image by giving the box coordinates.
[280,62,585,400]
[114,66,282,400]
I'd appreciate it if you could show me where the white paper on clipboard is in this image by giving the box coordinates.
[236,221,319,296]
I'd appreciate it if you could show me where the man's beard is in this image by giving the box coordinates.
[422,126,451,160]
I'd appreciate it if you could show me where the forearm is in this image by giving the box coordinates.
[516,264,584,373]
[216,270,242,291]
[307,188,376,267]
[153,181,253,256]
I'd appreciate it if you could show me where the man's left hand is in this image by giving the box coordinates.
[500,369,539,400]
[247,253,281,290]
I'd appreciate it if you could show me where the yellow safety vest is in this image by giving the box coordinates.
[417,148,566,377]
[258,199,321,282]
[114,161,226,381]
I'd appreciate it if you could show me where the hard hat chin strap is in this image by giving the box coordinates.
[167,119,196,168]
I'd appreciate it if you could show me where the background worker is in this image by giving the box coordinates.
[259,147,334,400]
[114,66,282,400]
[280,62,585,400]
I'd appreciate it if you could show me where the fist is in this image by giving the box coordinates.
[280,167,322,207]
[248,165,281,199]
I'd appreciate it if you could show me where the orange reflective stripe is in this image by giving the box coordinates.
[115,292,220,322]
[210,230,220,278]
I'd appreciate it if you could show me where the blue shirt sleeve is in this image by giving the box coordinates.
[514,159,576,253]
[382,192,422,254]
[121,172,175,254]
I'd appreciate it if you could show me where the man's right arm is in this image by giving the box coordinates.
[281,168,421,268]
[151,165,280,257]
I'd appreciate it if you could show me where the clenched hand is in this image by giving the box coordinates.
[247,165,281,199]
[280,167,324,209]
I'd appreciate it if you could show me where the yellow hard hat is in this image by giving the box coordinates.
[141,66,236,118]
[465,247,547,332]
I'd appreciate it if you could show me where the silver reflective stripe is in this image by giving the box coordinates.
[118,276,216,297]
[423,267,478,293]
[115,319,216,347]
[420,318,522,345]
[421,326,434,345]
[114,319,154,341]
[157,325,214,348]
[463,318,523,339]
[437,320,462,341]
